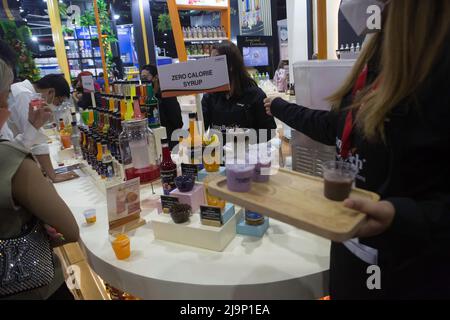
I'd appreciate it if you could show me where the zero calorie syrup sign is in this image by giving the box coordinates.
[158,55,230,98]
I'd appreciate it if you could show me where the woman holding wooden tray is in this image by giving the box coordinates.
[264,0,450,300]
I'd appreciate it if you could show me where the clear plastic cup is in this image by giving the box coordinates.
[30,93,45,110]
[226,164,255,192]
[83,208,97,224]
[111,234,131,260]
[322,161,358,201]
[60,133,72,149]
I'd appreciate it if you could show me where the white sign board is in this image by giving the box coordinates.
[106,178,141,223]
[81,75,95,93]
[158,55,230,98]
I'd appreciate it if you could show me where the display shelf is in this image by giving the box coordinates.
[185,37,228,42]
[177,4,228,11]
[167,0,231,62]
[64,26,103,78]
[151,208,239,252]
[37,64,60,68]
[66,38,99,42]
[68,57,102,60]
[188,54,210,59]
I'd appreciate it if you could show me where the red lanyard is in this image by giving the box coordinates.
[340,65,369,159]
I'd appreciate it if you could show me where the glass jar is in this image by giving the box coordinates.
[54,101,72,130]
[119,119,160,184]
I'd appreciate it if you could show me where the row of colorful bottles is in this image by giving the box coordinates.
[186,44,214,56]
[108,81,160,128]
[183,26,226,39]
[79,115,120,181]
[252,72,270,85]
[339,42,361,53]
[79,82,162,184]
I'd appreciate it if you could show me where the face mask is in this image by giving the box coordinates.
[340,0,386,36]
[0,108,11,130]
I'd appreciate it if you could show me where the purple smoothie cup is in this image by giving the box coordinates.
[226,164,256,192]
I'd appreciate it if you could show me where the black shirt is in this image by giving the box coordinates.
[156,92,183,150]
[202,86,277,144]
[77,92,102,111]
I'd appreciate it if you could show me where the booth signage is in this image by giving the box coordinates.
[181,163,199,178]
[160,196,180,214]
[106,178,141,223]
[158,55,230,98]
[81,75,95,93]
[200,205,223,227]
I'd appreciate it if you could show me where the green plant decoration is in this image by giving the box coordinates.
[0,20,40,81]
[80,11,96,28]
[157,13,172,33]
[75,0,117,72]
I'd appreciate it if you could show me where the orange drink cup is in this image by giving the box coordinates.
[204,161,220,173]
[112,234,131,260]
[60,133,72,149]
[83,209,97,224]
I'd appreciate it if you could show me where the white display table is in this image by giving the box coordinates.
[54,168,331,300]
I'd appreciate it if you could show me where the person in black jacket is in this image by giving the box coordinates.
[202,41,277,144]
[265,0,450,299]
[141,64,183,150]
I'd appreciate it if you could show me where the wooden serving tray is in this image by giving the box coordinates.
[207,168,380,242]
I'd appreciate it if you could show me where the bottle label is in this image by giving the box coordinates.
[160,168,177,195]
[147,102,160,127]
[105,161,115,178]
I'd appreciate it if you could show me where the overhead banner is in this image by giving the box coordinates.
[158,55,230,98]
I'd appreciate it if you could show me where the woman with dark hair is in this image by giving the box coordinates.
[202,41,276,143]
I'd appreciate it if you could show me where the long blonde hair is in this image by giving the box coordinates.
[328,0,450,141]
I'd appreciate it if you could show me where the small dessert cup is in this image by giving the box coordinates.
[322,161,358,201]
[83,208,97,224]
[226,164,255,193]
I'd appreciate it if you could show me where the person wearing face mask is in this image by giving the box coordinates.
[0,40,52,146]
[141,64,183,150]
[265,0,450,299]
[202,41,277,145]
[0,58,80,300]
[6,74,79,183]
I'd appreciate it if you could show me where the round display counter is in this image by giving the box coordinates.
[54,169,331,300]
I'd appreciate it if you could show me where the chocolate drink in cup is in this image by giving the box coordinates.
[322,161,358,201]
[324,177,354,201]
